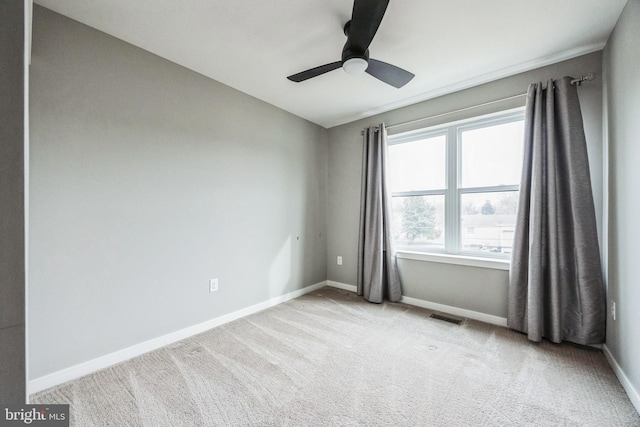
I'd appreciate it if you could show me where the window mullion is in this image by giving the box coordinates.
[445,126,459,254]
[392,189,446,198]
[459,184,520,194]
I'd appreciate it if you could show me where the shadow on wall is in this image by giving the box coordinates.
[268,139,328,298]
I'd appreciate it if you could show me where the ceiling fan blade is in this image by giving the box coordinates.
[366,58,415,88]
[287,61,342,82]
[347,0,390,53]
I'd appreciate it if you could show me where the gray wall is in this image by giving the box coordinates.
[0,0,26,404]
[327,52,604,319]
[603,0,640,404]
[29,6,327,379]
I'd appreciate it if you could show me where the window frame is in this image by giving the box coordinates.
[388,108,525,261]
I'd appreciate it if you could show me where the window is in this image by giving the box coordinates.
[388,109,525,258]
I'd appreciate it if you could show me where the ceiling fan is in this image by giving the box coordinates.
[287,0,414,89]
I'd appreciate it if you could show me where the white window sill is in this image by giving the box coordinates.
[396,251,510,270]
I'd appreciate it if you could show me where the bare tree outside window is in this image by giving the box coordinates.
[495,192,519,215]
[463,201,480,215]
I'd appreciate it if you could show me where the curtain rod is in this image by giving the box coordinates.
[363,73,596,133]
[571,73,596,86]
[385,93,526,131]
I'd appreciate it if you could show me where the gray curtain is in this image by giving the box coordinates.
[357,124,402,303]
[508,77,606,345]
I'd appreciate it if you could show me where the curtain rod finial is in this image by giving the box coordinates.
[571,73,596,86]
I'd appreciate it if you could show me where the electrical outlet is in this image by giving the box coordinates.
[337,256,343,266]
[209,278,219,293]
[611,300,616,321]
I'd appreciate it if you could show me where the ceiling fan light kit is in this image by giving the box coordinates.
[343,57,369,75]
[287,0,414,88]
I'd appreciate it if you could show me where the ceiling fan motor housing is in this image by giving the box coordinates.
[341,20,369,73]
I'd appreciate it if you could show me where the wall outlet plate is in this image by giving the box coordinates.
[611,300,616,321]
[209,278,219,293]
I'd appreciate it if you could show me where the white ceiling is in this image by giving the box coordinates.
[34,0,627,128]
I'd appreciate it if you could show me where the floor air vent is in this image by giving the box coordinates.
[430,313,463,325]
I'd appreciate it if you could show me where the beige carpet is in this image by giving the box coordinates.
[31,287,639,426]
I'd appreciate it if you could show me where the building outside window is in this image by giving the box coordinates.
[388,109,525,258]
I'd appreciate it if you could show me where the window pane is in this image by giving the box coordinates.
[460,120,524,188]
[388,135,446,192]
[392,195,445,251]
[460,192,518,254]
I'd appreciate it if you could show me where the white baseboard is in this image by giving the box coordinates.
[326,280,507,327]
[400,296,508,327]
[327,280,357,292]
[603,344,640,414]
[28,281,327,396]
